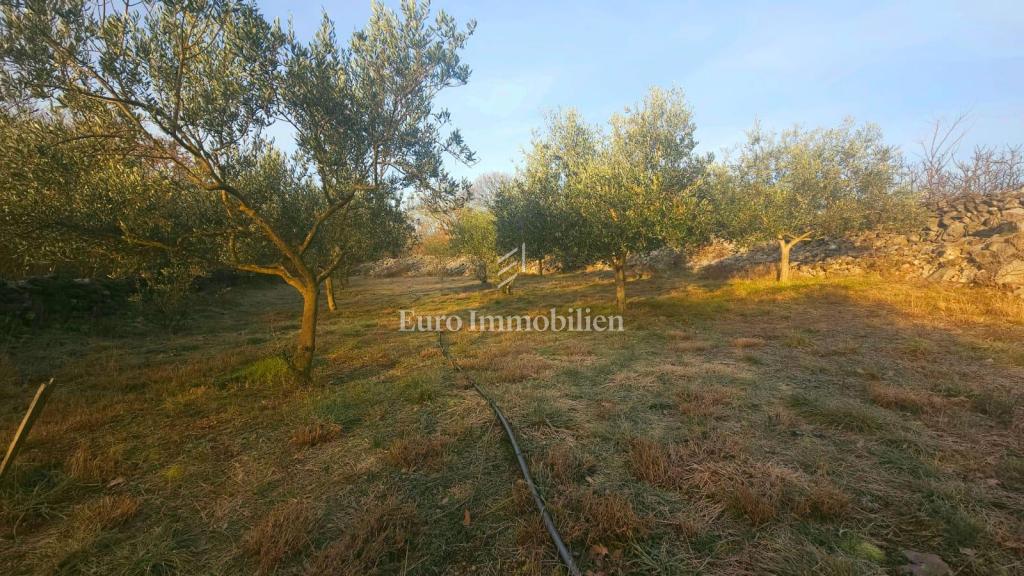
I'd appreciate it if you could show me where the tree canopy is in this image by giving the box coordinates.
[504,88,708,310]
[711,119,920,280]
[571,87,708,267]
[449,208,496,284]
[0,0,475,379]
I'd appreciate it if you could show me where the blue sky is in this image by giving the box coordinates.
[258,0,1024,180]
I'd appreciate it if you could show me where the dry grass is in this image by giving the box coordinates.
[2,273,1022,575]
[290,421,342,449]
[866,382,947,414]
[491,353,553,383]
[457,342,554,383]
[675,384,742,418]
[72,494,141,530]
[802,480,852,520]
[731,337,766,348]
[859,278,1024,326]
[243,499,318,574]
[305,491,416,576]
[998,456,1024,491]
[672,339,715,353]
[383,434,450,472]
[718,463,852,526]
[627,437,676,488]
[36,403,123,440]
[65,444,121,484]
[538,441,590,486]
[729,480,779,525]
[576,489,649,544]
[788,392,891,433]
[0,352,18,384]
[552,339,597,362]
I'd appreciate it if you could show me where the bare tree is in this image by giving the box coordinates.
[915,113,970,201]
[912,113,1024,200]
[954,145,1024,196]
[469,171,512,209]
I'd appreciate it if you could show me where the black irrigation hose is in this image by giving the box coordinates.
[438,331,582,576]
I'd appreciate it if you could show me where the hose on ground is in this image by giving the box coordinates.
[438,331,581,576]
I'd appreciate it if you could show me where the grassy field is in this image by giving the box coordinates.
[1,271,1023,575]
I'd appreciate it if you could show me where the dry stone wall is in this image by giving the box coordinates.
[694,189,1024,296]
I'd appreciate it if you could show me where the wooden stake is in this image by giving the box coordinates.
[0,378,55,480]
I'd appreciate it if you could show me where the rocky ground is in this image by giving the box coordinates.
[356,254,475,278]
[696,189,1024,297]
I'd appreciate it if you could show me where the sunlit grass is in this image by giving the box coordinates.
[1,272,1021,574]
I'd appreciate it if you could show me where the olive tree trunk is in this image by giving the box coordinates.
[612,253,627,312]
[776,234,810,282]
[294,283,320,380]
[537,258,543,276]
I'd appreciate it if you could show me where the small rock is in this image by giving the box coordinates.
[982,239,1016,258]
[995,261,1024,285]
[900,550,952,576]
[936,246,962,260]
[975,221,1022,238]
[942,222,966,241]
[927,267,957,282]
[1003,207,1024,222]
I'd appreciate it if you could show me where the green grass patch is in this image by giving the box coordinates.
[788,391,891,433]
[219,356,292,386]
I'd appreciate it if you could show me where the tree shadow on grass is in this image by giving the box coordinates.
[3,272,1021,575]
[583,280,1018,573]
[445,272,1024,574]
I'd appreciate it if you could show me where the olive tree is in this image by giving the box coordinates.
[1,0,474,380]
[493,115,608,277]
[504,108,599,274]
[565,87,708,311]
[0,110,195,281]
[320,184,412,311]
[449,208,496,284]
[712,119,919,281]
[491,175,557,275]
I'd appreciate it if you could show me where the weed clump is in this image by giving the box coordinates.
[305,491,416,576]
[244,499,318,574]
[73,494,141,530]
[384,434,450,472]
[65,444,120,483]
[224,356,293,386]
[290,422,342,449]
